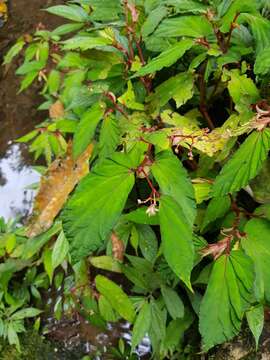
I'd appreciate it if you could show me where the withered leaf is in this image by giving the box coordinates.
[111,231,125,262]
[26,142,93,238]
[49,100,65,119]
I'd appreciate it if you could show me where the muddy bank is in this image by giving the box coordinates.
[0,0,63,154]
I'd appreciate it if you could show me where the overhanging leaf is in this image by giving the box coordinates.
[147,72,194,108]
[151,150,196,226]
[227,70,260,113]
[212,130,270,197]
[159,195,194,289]
[201,195,231,232]
[73,103,103,159]
[243,218,270,302]
[154,15,212,38]
[254,47,270,75]
[95,275,135,323]
[246,304,264,350]
[199,250,254,350]
[62,36,111,51]
[134,39,194,77]
[98,115,120,159]
[141,6,168,39]
[62,152,140,262]
[131,301,151,352]
[45,5,89,22]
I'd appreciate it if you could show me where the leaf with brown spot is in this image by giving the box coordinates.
[111,231,125,262]
[26,142,93,238]
[49,100,65,119]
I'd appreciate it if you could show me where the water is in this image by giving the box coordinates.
[0,142,39,221]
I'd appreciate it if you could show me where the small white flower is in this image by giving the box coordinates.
[146,204,159,217]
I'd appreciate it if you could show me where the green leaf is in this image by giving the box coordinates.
[51,23,84,36]
[199,250,254,350]
[131,301,151,352]
[47,70,61,95]
[159,195,194,289]
[19,71,39,92]
[16,130,39,143]
[147,72,194,108]
[5,234,16,254]
[152,150,195,287]
[95,275,135,323]
[73,103,103,159]
[11,308,42,320]
[46,5,89,22]
[254,47,270,75]
[243,218,270,302]
[220,0,257,32]
[52,231,69,270]
[240,13,270,53]
[154,15,212,38]
[167,0,207,14]
[227,70,260,113]
[98,115,120,159]
[90,255,122,273]
[62,36,111,51]
[3,40,25,65]
[212,130,270,197]
[130,225,139,252]
[89,0,122,21]
[7,324,20,351]
[149,300,167,350]
[43,248,53,284]
[151,150,196,226]
[21,222,62,259]
[137,224,158,263]
[161,310,194,355]
[141,6,168,39]
[123,207,159,225]
[118,81,144,111]
[201,195,231,232]
[134,39,194,78]
[161,286,184,320]
[246,304,264,350]
[99,295,119,322]
[62,153,138,262]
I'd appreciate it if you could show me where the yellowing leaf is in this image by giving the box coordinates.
[172,127,230,157]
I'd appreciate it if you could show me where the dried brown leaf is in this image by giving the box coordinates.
[26,142,94,238]
[49,100,65,119]
[111,231,125,262]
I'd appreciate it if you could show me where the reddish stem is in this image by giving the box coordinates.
[140,168,160,198]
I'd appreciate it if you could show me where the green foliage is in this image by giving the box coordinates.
[212,130,270,196]
[199,251,254,350]
[5,0,270,356]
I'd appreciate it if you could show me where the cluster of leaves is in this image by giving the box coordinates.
[4,0,270,357]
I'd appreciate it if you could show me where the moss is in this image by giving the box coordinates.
[0,331,57,360]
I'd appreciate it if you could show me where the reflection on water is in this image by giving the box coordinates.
[0,142,40,221]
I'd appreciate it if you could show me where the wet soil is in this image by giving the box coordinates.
[0,0,63,153]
